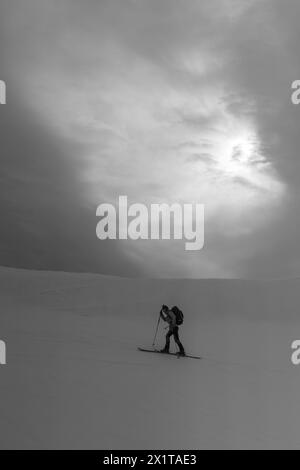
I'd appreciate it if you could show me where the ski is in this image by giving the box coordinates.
[138,347,202,360]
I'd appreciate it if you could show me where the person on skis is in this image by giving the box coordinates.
[160,304,185,355]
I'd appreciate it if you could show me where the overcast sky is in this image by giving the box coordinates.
[1,0,300,278]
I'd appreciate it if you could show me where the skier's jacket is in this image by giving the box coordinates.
[160,309,177,329]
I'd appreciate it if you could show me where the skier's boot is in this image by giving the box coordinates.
[160,348,169,354]
[178,349,186,356]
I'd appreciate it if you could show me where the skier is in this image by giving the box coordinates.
[160,304,185,355]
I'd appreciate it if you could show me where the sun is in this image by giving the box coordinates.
[214,124,264,182]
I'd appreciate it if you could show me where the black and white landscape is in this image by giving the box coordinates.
[1,0,300,451]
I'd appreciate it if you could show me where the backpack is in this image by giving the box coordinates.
[171,306,184,325]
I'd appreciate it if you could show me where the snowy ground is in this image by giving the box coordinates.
[0,266,300,449]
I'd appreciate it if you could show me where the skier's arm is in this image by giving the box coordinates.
[160,309,167,321]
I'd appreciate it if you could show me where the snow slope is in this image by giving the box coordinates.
[0,266,300,449]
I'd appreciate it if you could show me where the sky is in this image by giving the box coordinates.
[1,0,300,278]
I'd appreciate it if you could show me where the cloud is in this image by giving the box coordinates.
[0,0,299,277]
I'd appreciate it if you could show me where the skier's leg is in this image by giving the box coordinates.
[173,327,185,354]
[161,329,172,352]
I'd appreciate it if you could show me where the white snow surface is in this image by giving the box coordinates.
[0,266,300,449]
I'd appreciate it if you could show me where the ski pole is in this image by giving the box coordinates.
[152,312,161,347]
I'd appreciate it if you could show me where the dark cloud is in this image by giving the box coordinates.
[0,79,141,276]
